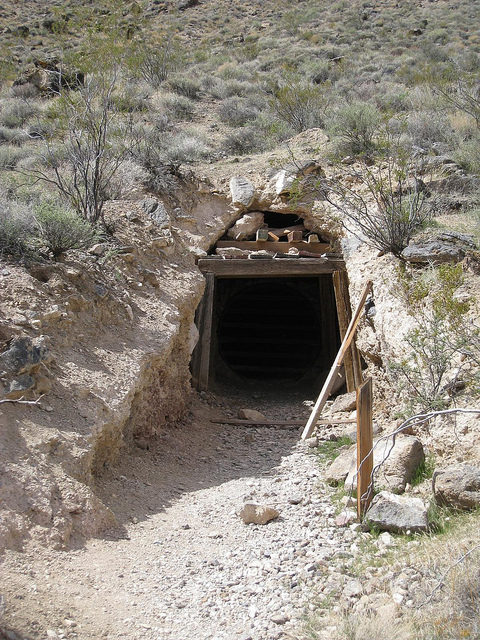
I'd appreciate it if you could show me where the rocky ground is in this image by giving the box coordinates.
[3,387,468,640]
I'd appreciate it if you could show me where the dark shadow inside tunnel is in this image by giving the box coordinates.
[211,276,341,390]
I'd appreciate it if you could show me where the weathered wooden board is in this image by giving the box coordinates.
[197,272,215,391]
[357,377,374,518]
[197,258,346,278]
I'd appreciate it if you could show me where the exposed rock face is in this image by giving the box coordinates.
[365,491,428,533]
[227,212,264,240]
[239,502,280,525]
[326,435,425,494]
[433,464,480,509]
[229,177,255,209]
[401,241,466,264]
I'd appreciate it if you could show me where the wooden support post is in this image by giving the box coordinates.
[197,273,215,391]
[308,234,319,243]
[356,377,374,519]
[301,280,372,440]
[332,271,356,393]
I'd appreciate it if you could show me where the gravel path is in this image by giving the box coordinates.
[1,391,360,640]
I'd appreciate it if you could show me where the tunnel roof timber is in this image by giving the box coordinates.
[197,255,346,278]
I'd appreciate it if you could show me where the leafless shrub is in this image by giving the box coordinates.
[320,156,430,256]
[19,70,131,224]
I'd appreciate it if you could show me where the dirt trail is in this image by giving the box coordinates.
[0,390,355,640]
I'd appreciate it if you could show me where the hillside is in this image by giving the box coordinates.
[1,1,480,639]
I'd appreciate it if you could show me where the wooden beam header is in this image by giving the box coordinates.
[197,257,346,278]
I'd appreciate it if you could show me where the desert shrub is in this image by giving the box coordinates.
[0,99,38,128]
[110,84,151,113]
[0,145,31,169]
[129,38,183,87]
[168,75,202,100]
[419,549,480,639]
[328,100,382,156]
[455,134,480,175]
[24,70,132,224]
[406,111,455,152]
[0,198,35,257]
[33,201,96,258]
[217,97,259,126]
[269,78,329,133]
[0,126,28,145]
[322,153,430,256]
[389,264,476,412]
[160,93,195,121]
[222,126,259,154]
[162,131,210,164]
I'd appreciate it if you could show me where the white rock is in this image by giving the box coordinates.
[230,177,255,208]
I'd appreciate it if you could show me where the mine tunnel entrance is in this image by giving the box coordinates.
[214,276,339,385]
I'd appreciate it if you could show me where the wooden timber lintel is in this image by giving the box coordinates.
[197,257,346,278]
[216,240,330,254]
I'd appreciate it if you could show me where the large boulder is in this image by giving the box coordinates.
[227,212,264,240]
[229,177,255,209]
[365,491,429,533]
[330,391,356,413]
[433,465,480,510]
[326,435,425,494]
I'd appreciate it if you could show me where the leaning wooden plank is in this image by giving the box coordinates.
[357,377,374,518]
[301,280,373,440]
[197,273,215,391]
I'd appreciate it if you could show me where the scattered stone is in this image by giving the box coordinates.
[88,244,106,256]
[271,614,290,625]
[335,510,357,527]
[343,579,363,598]
[238,409,266,421]
[239,502,279,525]
[365,491,428,533]
[330,391,357,413]
[230,177,255,208]
[433,464,480,509]
[227,212,264,240]
[288,495,303,505]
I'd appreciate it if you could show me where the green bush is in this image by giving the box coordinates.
[161,93,195,121]
[217,97,259,126]
[168,75,202,100]
[222,126,259,154]
[33,201,96,258]
[0,199,35,258]
[269,79,328,133]
[0,99,38,128]
[328,100,382,156]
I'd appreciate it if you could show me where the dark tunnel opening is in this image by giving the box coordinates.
[212,276,340,388]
